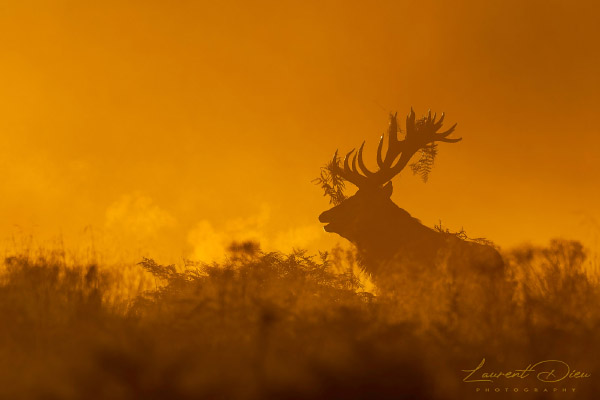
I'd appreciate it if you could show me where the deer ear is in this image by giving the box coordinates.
[382,182,393,198]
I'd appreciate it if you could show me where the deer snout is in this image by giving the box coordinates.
[319,209,337,232]
[318,210,330,223]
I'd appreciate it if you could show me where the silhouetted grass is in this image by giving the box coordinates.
[0,239,598,399]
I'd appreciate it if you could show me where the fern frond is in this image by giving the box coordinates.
[409,143,438,183]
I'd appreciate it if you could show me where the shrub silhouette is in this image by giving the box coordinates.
[0,239,598,399]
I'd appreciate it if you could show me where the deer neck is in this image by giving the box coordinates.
[354,202,442,274]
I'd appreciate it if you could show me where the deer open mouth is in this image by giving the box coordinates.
[320,220,338,233]
[318,212,334,232]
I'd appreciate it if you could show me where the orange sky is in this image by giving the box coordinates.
[1,0,599,262]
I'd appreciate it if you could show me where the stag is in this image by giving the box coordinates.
[319,109,504,295]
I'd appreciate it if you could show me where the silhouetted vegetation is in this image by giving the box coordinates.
[0,239,598,399]
[409,142,438,183]
[434,220,496,247]
[313,152,347,206]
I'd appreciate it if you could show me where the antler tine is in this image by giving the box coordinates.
[383,112,400,167]
[437,122,458,138]
[343,148,355,174]
[405,107,417,139]
[436,137,462,143]
[435,122,461,143]
[433,112,445,130]
[388,111,398,144]
[376,134,385,168]
[336,148,368,188]
[357,141,373,176]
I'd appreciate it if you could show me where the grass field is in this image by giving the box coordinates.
[0,239,597,399]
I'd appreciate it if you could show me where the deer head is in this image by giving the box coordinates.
[319,109,461,249]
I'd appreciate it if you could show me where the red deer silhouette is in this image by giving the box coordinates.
[319,109,504,293]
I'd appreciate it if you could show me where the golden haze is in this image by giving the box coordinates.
[1,0,599,262]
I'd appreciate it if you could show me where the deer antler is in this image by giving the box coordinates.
[333,108,461,189]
